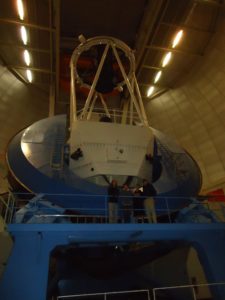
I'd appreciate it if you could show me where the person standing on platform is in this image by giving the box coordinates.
[120,184,133,223]
[133,189,144,220]
[108,179,119,223]
[142,179,157,223]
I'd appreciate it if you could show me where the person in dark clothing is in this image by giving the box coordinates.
[133,189,144,219]
[108,179,119,223]
[120,184,133,223]
[142,179,157,223]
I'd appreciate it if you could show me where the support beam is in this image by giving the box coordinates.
[135,0,165,70]
[0,18,55,32]
[145,45,203,56]
[136,0,170,76]
[142,88,169,101]
[160,21,215,34]
[99,94,110,118]
[0,53,27,84]
[193,0,224,7]
[0,43,50,54]
[80,44,109,120]
[49,84,55,117]
[142,65,161,71]
[49,0,55,117]
[55,0,61,103]
[9,65,54,74]
[139,82,170,89]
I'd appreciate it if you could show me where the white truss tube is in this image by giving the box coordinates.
[111,44,146,126]
[70,63,77,126]
[69,36,149,127]
[80,44,109,120]
[130,78,134,125]
[87,93,98,120]
[99,94,110,118]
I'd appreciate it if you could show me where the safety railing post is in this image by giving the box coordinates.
[147,289,151,300]
[191,287,197,300]
[0,195,7,223]
[165,197,172,223]
[105,195,108,223]
[153,289,156,300]
[9,192,15,224]
[11,192,225,225]
[56,289,151,299]
[5,192,11,223]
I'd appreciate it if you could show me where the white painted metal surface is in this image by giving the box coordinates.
[69,120,154,182]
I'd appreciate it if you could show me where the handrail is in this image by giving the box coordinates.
[77,108,140,124]
[152,281,225,300]
[4,191,225,198]
[0,195,8,208]
[0,193,14,223]
[4,191,225,225]
[57,288,150,299]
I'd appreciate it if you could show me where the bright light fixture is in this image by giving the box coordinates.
[26,69,32,83]
[162,52,172,67]
[24,50,31,66]
[154,70,162,83]
[17,0,24,20]
[147,86,155,97]
[172,30,183,48]
[20,26,28,45]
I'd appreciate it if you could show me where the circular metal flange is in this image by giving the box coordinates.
[70,36,135,90]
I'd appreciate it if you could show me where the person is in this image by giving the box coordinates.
[133,189,144,220]
[142,179,157,223]
[120,184,133,223]
[107,179,119,223]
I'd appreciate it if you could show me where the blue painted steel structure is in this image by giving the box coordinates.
[1,36,225,300]
[7,115,202,216]
[1,223,225,299]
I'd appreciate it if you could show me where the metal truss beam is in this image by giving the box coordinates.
[193,0,223,6]
[0,43,50,54]
[145,45,203,56]
[139,82,170,89]
[135,0,165,70]
[136,0,170,76]
[55,0,61,102]
[142,65,161,71]
[142,88,169,100]
[0,18,55,32]
[160,21,215,34]
[8,65,54,74]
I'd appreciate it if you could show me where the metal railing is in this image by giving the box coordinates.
[57,289,150,300]
[1,192,225,225]
[52,282,225,300]
[77,108,140,125]
[0,192,16,224]
[152,281,225,300]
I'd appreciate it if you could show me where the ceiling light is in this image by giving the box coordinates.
[172,30,183,48]
[20,26,28,45]
[26,69,32,83]
[24,50,31,66]
[154,70,162,83]
[17,0,24,20]
[147,86,155,97]
[162,52,172,67]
